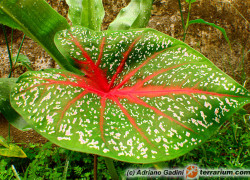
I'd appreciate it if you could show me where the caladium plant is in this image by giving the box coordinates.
[10,26,250,163]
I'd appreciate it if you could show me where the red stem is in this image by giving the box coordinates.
[108,36,142,90]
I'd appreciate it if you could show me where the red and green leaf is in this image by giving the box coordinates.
[10,27,250,163]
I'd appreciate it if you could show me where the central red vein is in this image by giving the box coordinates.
[114,48,169,90]
[112,96,155,146]
[68,32,109,92]
[37,78,106,97]
[100,97,106,143]
[115,87,241,98]
[130,63,192,90]
[96,37,106,66]
[108,36,142,90]
[127,95,194,132]
[58,91,88,128]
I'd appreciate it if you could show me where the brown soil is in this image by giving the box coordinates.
[0,0,249,144]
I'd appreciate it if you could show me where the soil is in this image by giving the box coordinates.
[0,0,249,144]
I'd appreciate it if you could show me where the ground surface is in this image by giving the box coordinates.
[0,0,249,143]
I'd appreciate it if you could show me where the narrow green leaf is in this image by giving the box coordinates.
[0,136,8,148]
[0,9,21,30]
[0,0,79,74]
[0,78,31,131]
[66,0,105,31]
[188,19,231,48]
[0,136,27,158]
[11,27,249,163]
[108,0,153,31]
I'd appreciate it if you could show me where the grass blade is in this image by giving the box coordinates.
[188,19,231,49]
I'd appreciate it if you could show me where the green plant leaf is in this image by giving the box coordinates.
[14,54,32,71]
[0,0,79,74]
[11,27,250,163]
[0,78,31,131]
[66,0,104,31]
[188,19,231,48]
[108,0,153,31]
[0,10,22,30]
[0,136,27,158]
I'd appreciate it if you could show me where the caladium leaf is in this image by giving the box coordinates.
[11,27,250,163]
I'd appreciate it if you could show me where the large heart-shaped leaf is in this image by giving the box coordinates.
[10,27,250,163]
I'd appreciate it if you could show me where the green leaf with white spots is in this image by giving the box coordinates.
[0,78,31,131]
[10,27,250,163]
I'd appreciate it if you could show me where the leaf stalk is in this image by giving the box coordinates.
[11,164,21,180]
[13,34,26,69]
[183,0,192,42]
[2,25,13,78]
[104,157,119,180]
[177,0,185,31]
[94,155,97,180]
